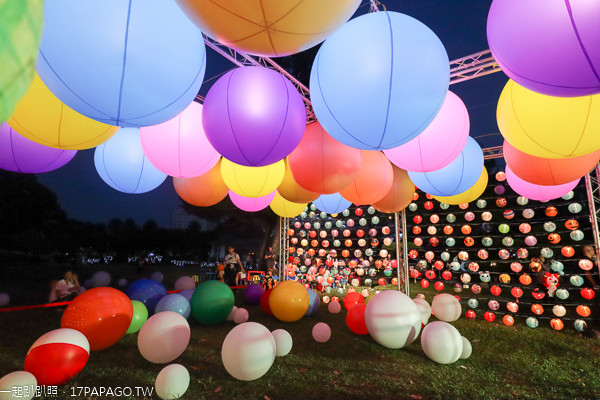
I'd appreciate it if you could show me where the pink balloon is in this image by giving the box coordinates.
[229,190,276,212]
[505,166,579,201]
[140,101,220,178]
[384,91,469,172]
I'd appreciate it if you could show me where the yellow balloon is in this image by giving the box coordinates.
[433,167,488,205]
[176,0,361,57]
[277,159,319,203]
[497,79,600,158]
[8,74,118,149]
[269,192,306,217]
[269,280,309,322]
[220,158,285,197]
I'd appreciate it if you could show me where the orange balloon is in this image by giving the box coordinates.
[288,122,362,194]
[372,165,415,213]
[503,140,600,186]
[339,151,393,205]
[173,159,229,207]
[277,159,319,203]
[61,287,133,351]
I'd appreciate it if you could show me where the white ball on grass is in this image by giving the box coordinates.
[271,329,293,357]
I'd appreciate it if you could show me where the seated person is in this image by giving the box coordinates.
[49,271,80,302]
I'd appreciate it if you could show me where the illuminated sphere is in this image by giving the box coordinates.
[408,137,483,197]
[433,167,488,206]
[384,91,469,172]
[340,150,394,205]
[202,67,306,167]
[312,193,351,215]
[310,11,449,150]
[221,158,285,197]
[487,0,600,97]
[421,321,463,364]
[174,160,229,207]
[505,166,579,201]
[497,80,600,159]
[140,102,220,178]
[37,0,207,127]
[138,311,190,364]
[230,191,275,212]
[95,128,167,194]
[269,281,309,322]
[277,160,319,203]
[372,165,416,213]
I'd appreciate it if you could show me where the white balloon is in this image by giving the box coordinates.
[155,364,190,400]
[364,290,421,349]
[227,306,238,321]
[138,311,190,363]
[174,276,196,291]
[0,293,10,307]
[413,298,431,325]
[222,322,276,381]
[91,271,111,287]
[421,321,463,364]
[151,271,164,282]
[431,293,462,322]
[0,371,37,400]
[312,323,331,343]
[271,329,293,357]
[460,336,472,359]
[328,301,341,314]
[233,308,249,324]
[360,289,369,298]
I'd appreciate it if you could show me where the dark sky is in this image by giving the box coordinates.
[37,0,506,228]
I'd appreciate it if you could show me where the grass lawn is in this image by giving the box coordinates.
[1,283,600,400]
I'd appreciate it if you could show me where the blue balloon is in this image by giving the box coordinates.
[155,293,191,319]
[125,278,167,314]
[310,11,449,150]
[94,128,167,193]
[313,193,351,214]
[408,137,483,197]
[36,0,206,127]
[179,289,194,301]
[305,289,321,317]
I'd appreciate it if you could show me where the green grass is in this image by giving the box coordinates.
[1,284,600,400]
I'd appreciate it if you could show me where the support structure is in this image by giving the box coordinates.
[449,50,500,84]
[585,164,600,271]
[483,145,504,160]
[278,217,290,281]
[394,210,410,295]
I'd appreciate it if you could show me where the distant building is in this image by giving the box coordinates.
[171,208,216,231]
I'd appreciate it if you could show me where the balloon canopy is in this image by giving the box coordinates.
[433,167,489,205]
[94,128,167,194]
[173,160,229,207]
[372,165,415,213]
[487,0,600,97]
[175,0,361,57]
[312,193,351,215]
[36,0,207,127]
[220,158,285,198]
[408,137,484,197]
[310,11,449,150]
[339,150,394,205]
[0,122,76,173]
[229,191,276,213]
[505,166,579,202]
[497,80,600,159]
[269,192,307,218]
[140,101,220,178]
[277,159,319,203]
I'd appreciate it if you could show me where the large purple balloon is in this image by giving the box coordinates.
[505,166,579,201]
[202,67,307,167]
[229,190,276,212]
[0,122,76,173]
[244,284,265,305]
[488,0,600,97]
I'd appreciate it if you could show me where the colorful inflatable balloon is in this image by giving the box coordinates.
[312,193,351,215]
[36,0,206,127]
[229,190,276,212]
[372,165,415,213]
[220,158,285,197]
[277,159,319,203]
[340,150,394,205]
[505,166,579,202]
[433,167,488,205]
[269,192,307,218]
[173,160,229,207]
[310,11,449,150]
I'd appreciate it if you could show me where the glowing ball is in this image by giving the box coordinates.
[24,328,89,386]
[221,158,284,197]
[550,318,564,331]
[484,312,495,322]
[177,0,360,57]
[174,277,195,292]
[155,364,190,400]
[229,190,275,213]
[269,192,307,218]
[277,160,319,203]
[372,165,416,213]
[269,280,309,322]
[569,203,583,214]
[222,322,275,381]
[343,292,365,311]
[138,311,190,364]
[408,137,484,197]
[328,301,341,314]
[574,319,588,332]
[174,160,229,207]
[271,329,293,358]
[385,91,469,172]
[233,308,249,324]
[140,102,219,178]
[311,11,449,150]
[126,300,148,334]
[203,67,305,167]
[190,280,234,325]
[37,0,206,127]
[287,122,361,194]
[571,230,585,241]
[312,322,332,343]
[304,289,320,317]
[8,75,118,149]
[421,322,463,364]
[61,287,133,351]
[581,288,595,300]
[313,193,351,214]
[563,191,575,200]
[126,278,167,314]
[340,150,393,204]
[364,290,421,349]
[497,80,600,158]
[577,305,591,318]
[346,303,369,335]
[155,294,191,320]
[487,0,600,97]
[523,208,535,219]
[506,166,579,201]
[0,371,37,400]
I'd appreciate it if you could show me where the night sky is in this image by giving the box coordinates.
[36,0,507,228]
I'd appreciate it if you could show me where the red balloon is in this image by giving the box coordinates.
[484,311,496,322]
[465,310,476,320]
[581,288,596,300]
[346,304,369,335]
[61,287,133,351]
[420,279,430,288]
[503,140,600,186]
[378,278,388,286]
[288,122,361,194]
[339,150,393,205]
[260,289,273,316]
[434,281,445,291]
[425,270,436,280]
[343,292,365,311]
[511,287,523,298]
[372,165,415,213]
[490,285,502,296]
[173,160,229,206]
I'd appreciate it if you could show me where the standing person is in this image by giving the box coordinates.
[49,271,80,302]
[224,246,246,287]
[264,246,276,273]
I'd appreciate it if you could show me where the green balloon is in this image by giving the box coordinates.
[526,317,539,329]
[126,300,148,334]
[0,0,44,122]
[191,280,234,325]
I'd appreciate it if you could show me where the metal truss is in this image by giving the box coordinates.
[482,145,504,160]
[449,49,501,85]
[278,217,290,281]
[585,164,600,271]
[394,210,410,295]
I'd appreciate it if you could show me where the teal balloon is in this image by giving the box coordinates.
[364,278,373,287]
[337,287,345,295]
[551,261,564,272]
[300,265,307,273]
[333,240,341,247]
[300,212,307,218]
[502,236,514,246]
[325,286,332,294]
[336,220,344,228]
[320,212,327,219]
[313,222,321,229]
[570,230,584,241]
[126,300,148,334]
[359,218,367,226]
[543,222,556,232]
[330,268,339,275]
[408,203,418,211]
[574,319,587,332]
[562,191,574,200]
[450,261,461,271]
[446,238,456,247]
[446,214,456,223]
[568,203,583,214]
[299,230,306,237]
[367,206,376,214]
[343,209,350,217]
[383,269,392,277]
[540,248,553,258]
[555,288,569,300]
[310,204,317,211]
[441,252,450,261]
[365,249,373,257]
[371,216,380,224]
[476,199,487,208]
[570,275,584,287]
[439,202,449,210]
[190,280,234,325]
[526,317,539,329]
[308,211,316,218]
[516,196,529,205]
[467,298,478,308]
[325,221,332,229]
[482,237,493,247]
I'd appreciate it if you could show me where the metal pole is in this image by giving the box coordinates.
[402,209,410,295]
[584,164,600,270]
[394,212,401,292]
[278,216,284,282]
